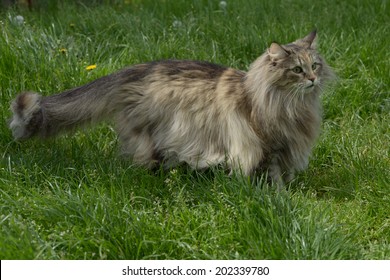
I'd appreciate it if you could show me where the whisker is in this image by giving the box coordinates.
[284,86,302,118]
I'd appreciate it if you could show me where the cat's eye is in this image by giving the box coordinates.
[292,66,303,74]
[312,63,318,70]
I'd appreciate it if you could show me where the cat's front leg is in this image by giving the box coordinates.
[268,155,285,190]
[283,170,295,183]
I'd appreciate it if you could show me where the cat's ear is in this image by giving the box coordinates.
[268,42,289,59]
[295,30,317,49]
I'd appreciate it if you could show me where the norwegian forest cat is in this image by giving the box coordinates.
[9,31,334,187]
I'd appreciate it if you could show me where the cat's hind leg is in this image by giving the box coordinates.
[119,128,159,169]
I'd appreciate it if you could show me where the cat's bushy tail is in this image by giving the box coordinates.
[9,71,127,140]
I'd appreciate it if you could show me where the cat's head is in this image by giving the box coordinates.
[265,30,332,93]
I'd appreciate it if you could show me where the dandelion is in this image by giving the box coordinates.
[219,1,227,10]
[9,15,24,25]
[86,64,97,71]
[14,15,25,25]
[172,20,182,29]
[59,48,67,54]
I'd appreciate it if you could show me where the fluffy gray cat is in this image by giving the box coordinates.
[9,31,334,187]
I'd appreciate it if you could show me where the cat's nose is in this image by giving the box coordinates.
[308,77,316,82]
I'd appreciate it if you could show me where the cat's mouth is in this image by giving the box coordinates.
[305,81,317,90]
[302,84,316,93]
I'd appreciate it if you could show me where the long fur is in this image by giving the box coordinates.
[9,31,334,187]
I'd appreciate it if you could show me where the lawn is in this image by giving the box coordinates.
[0,0,389,259]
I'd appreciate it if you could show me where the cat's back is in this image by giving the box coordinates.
[123,59,244,105]
[144,60,229,81]
[125,59,244,87]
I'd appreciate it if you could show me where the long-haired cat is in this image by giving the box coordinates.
[9,31,334,187]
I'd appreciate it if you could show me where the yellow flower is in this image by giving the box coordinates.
[59,48,67,54]
[86,64,97,71]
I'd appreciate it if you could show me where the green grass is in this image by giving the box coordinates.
[0,0,389,259]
